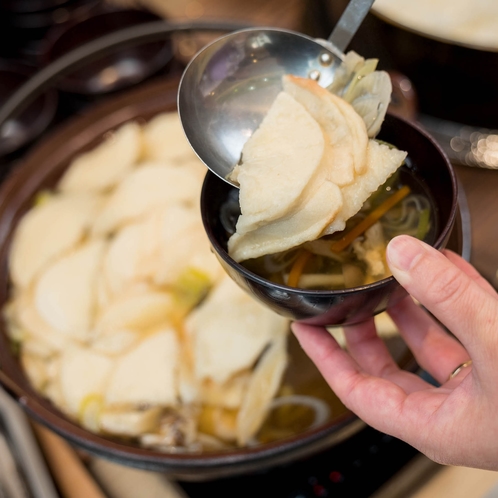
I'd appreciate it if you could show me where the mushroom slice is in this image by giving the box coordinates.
[34,239,106,340]
[283,74,368,183]
[99,405,163,437]
[92,163,204,235]
[229,91,325,234]
[142,111,198,164]
[228,178,342,262]
[136,204,204,286]
[12,288,72,353]
[154,223,223,288]
[9,193,102,289]
[200,371,250,410]
[102,221,150,297]
[91,329,140,356]
[105,329,179,406]
[94,291,174,336]
[324,139,407,235]
[59,344,114,416]
[236,332,288,446]
[58,121,142,193]
[185,275,289,384]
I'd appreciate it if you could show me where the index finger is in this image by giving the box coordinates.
[386,236,498,364]
[291,322,428,440]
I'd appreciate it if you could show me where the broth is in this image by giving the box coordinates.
[221,166,437,291]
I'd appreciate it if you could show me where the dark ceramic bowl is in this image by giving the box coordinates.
[40,7,173,94]
[201,113,458,327]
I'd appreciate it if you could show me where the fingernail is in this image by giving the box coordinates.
[387,235,424,279]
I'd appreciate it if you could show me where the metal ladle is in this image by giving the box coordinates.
[178,0,376,186]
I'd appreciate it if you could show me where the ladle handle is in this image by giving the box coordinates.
[328,0,376,53]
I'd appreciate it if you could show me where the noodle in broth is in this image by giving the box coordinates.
[234,167,436,290]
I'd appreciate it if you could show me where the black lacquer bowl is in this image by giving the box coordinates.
[201,113,458,327]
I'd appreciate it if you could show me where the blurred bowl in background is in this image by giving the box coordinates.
[0,0,73,14]
[372,0,498,52]
[40,7,174,94]
[326,0,498,131]
[0,60,58,156]
[0,0,100,64]
[1,0,99,31]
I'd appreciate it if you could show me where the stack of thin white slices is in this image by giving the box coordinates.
[4,112,290,449]
[227,74,408,263]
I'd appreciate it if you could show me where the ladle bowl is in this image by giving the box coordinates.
[178,0,376,185]
[178,28,343,184]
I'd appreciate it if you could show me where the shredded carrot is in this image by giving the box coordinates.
[287,250,312,287]
[331,185,411,253]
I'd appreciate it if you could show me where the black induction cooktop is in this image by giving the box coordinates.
[178,425,440,498]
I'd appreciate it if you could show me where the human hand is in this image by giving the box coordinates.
[292,234,498,470]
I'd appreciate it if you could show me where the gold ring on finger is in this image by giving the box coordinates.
[448,360,473,382]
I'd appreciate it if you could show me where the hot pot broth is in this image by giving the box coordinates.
[3,109,368,454]
[222,164,436,290]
